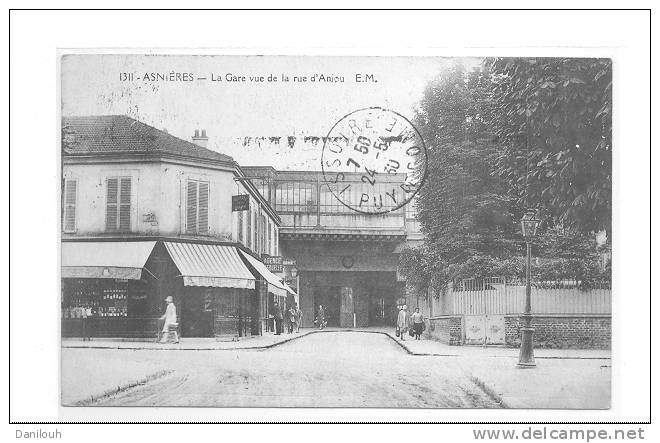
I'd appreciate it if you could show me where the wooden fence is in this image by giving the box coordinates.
[421,277,611,316]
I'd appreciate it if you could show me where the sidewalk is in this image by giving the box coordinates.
[61,328,321,350]
[378,329,611,409]
[62,327,611,360]
[379,329,611,360]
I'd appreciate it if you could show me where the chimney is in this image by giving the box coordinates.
[191,128,208,148]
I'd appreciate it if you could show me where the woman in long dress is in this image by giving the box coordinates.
[411,307,424,340]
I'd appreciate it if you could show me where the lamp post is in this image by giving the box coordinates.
[518,208,541,368]
[289,266,299,312]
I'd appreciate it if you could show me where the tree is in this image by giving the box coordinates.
[402,63,521,291]
[400,60,611,292]
[485,58,612,235]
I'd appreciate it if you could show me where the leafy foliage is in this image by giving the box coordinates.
[404,63,521,292]
[400,59,611,294]
[486,58,612,234]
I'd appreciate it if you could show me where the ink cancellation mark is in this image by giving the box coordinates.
[321,107,427,215]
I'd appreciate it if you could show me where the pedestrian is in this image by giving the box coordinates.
[397,305,409,341]
[316,304,326,330]
[411,307,425,340]
[159,296,179,343]
[295,305,303,332]
[287,305,297,334]
[274,301,283,335]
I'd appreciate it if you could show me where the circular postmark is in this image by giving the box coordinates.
[321,107,427,215]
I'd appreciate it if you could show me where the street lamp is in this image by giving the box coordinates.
[289,266,299,311]
[518,208,541,368]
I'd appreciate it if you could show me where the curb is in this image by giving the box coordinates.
[62,330,612,359]
[373,332,611,360]
[62,330,319,352]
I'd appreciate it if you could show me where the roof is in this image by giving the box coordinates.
[62,115,235,164]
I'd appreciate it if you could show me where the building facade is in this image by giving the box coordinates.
[243,167,424,328]
[61,116,289,338]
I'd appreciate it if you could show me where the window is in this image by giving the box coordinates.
[267,220,272,255]
[274,226,279,256]
[106,177,131,232]
[253,210,258,251]
[261,213,265,253]
[246,209,252,249]
[405,195,419,219]
[237,210,244,243]
[274,181,316,213]
[186,180,209,234]
[63,179,77,232]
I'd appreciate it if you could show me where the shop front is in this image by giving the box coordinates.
[238,249,296,333]
[161,242,257,338]
[61,240,266,339]
[61,241,160,338]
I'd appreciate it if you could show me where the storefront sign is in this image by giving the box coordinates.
[263,255,283,273]
[232,194,250,212]
[282,258,297,266]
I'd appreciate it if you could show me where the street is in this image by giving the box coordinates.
[62,331,502,408]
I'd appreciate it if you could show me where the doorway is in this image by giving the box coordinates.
[314,286,340,327]
[180,289,214,337]
[368,288,397,326]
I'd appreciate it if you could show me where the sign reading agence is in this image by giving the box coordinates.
[263,255,283,273]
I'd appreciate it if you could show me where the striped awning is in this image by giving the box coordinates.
[164,242,255,289]
[61,241,157,280]
[238,250,287,298]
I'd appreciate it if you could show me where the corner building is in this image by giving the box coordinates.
[61,116,289,339]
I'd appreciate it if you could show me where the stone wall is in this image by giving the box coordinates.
[504,314,611,349]
[427,315,464,345]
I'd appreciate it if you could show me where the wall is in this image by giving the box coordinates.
[504,315,611,349]
[427,316,463,345]
[63,163,159,236]
[63,161,279,256]
[281,240,400,273]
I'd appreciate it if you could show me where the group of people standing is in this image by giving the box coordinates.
[396,305,425,341]
[272,301,302,335]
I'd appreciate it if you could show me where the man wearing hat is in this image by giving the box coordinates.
[160,296,179,343]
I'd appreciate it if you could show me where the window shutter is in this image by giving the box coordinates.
[186,180,198,233]
[63,180,76,232]
[198,182,209,233]
[119,178,131,231]
[106,178,118,231]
